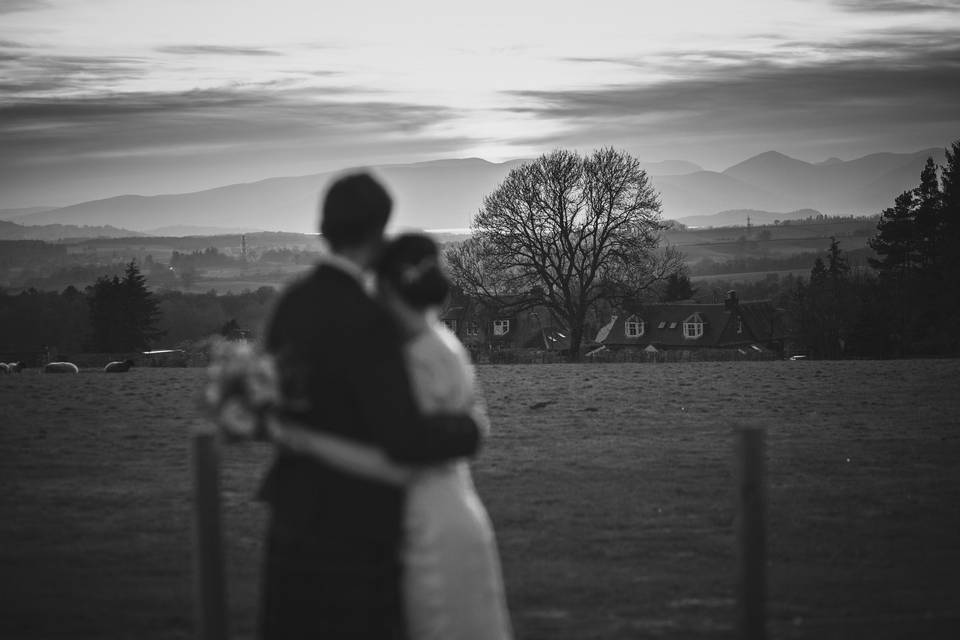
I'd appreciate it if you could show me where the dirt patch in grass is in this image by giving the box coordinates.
[1,360,958,639]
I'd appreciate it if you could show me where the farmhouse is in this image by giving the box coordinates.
[592,291,786,356]
[440,294,570,356]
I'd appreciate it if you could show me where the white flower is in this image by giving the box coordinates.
[201,337,279,441]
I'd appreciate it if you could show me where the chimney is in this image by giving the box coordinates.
[724,290,739,310]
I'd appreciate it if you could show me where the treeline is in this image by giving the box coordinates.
[700,142,960,358]
[0,268,278,355]
[0,243,323,291]
[778,213,878,226]
[690,247,874,276]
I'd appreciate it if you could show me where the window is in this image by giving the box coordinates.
[737,318,744,335]
[493,319,510,336]
[442,319,457,333]
[465,320,480,336]
[683,313,704,339]
[668,321,678,330]
[657,321,666,329]
[624,315,644,338]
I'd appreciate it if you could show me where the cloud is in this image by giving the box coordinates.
[506,32,960,157]
[156,45,284,57]
[0,52,149,95]
[832,0,959,12]
[564,48,764,71]
[0,84,464,166]
[0,83,478,206]
[0,0,51,14]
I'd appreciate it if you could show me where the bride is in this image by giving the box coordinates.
[267,233,513,640]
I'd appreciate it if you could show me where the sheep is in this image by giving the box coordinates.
[0,363,8,374]
[8,361,25,373]
[44,362,80,374]
[104,359,135,373]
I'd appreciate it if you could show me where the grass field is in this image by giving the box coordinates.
[2,360,959,639]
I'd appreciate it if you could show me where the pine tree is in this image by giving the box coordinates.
[809,257,828,286]
[88,261,163,351]
[913,157,942,271]
[936,140,960,352]
[869,190,918,275]
[798,241,857,358]
[939,140,960,277]
[826,237,850,281]
[866,142,960,355]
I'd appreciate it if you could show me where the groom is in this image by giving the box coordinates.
[259,172,481,639]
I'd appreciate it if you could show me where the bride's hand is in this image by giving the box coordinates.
[264,414,293,447]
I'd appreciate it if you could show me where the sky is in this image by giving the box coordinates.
[1,0,959,209]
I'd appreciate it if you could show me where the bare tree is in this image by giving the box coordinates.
[445,148,683,358]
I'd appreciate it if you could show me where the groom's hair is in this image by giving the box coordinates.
[320,172,392,250]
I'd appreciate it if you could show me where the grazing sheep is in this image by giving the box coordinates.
[44,362,80,374]
[104,359,135,373]
[8,361,25,373]
[0,363,8,374]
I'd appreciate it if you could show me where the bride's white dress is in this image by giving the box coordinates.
[402,322,513,640]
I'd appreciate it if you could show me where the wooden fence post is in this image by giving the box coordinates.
[735,426,767,640]
[192,431,228,640]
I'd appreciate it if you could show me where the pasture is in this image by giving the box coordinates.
[1,360,958,639]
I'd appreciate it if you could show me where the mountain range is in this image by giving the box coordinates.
[10,148,947,235]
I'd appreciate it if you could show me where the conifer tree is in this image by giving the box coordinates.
[88,261,163,351]
[869,190,919,275]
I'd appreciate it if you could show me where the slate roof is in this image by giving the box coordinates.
[440,295,571,351]
[594,300,784,350]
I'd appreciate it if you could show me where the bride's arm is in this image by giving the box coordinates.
[469,393,491,438]
[266,415,415,486]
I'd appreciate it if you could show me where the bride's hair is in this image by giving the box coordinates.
[376,233,450,309]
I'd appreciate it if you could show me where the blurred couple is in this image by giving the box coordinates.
[258,172,513,640]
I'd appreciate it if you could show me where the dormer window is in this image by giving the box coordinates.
[465,320,480,336]
[625,315,644,338]
[683,313,705,339]
[493,319,510,336]
[442,319,458,333]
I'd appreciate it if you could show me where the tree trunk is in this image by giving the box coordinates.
[568,323,584,361]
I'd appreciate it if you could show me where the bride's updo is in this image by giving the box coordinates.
[376,233,450,309]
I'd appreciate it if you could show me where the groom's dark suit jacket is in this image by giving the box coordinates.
[259,262,480,639]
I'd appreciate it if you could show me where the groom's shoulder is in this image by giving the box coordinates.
[273,263,381,324]
[280,263,358,300]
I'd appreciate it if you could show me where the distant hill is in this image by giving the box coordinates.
[0,206,55,221]
[655,147,945,219]
[653,171,797,217]
[676,208,823,228]
[145,225,268,237]
[0,219,145,241]
[18,158,527,234]
[639,159,703,175]
[14,147,948,232]
[722,148,946,215]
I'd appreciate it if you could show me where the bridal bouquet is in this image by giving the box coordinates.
[201,338,279,441]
